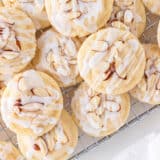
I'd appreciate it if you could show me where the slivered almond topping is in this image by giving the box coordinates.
[32,88,49,97]
[124,10,134,23]
[67,11,82,20]
[34,138,48,156]
[105,101,121,112]
[87,112,103,129]
[0,51,19,60]
[116,10,124,19]
[18,77,28,91]
[20,102,43,112]
[44,131,55,152]
[90,96,100,107]
[33,144,40,151]
[47,50,54,63]
[92,40,109,52]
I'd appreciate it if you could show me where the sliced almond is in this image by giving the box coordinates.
[124,10,134,23]
[18,77,28,91]
[92,40,109,52]
[32,88,49,97]
[0,51,19,60]
[96,107,105,116]
[68,59,77,65]
[47,51,54,63]
[21,102,43,112]
[35,138,48,156]
[90,96,100,107]
[87,88,96,97]
[87,113,103,129]
[116,10,124,19]
[105,101,121,112]
[55,124,68,144]
[44,131,55,152]
[67,11,81,19]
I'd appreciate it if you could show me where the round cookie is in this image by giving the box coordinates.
[71,82,130,137]
[2,0,50,29]
[78,27,146,95]
[130,44,160,105]
[17,110,78,160]
[0,7,36,76]
[33,28,82,87]
[143,0,160,15]
[45,0,113,37]
[0,141,24,160]
[1,69,63,137]
[107,0,146,37]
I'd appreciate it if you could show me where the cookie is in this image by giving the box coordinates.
[2,0,50,29]
[45,0,113,37]
[33,28,82,87]
[0,7,36,77]
[107,0,146,37]
[17,110,78,160]
[0,141,24,160]
[1,70,63,137]
[71,82,130,137]
[130,44,160,104]
[143,0,160,15]
[78,26,146,95]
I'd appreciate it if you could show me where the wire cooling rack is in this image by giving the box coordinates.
[0,10,160,160]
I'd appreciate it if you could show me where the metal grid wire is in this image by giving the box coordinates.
[0,10,160,160]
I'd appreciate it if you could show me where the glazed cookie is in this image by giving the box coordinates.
[0,7,36,76]
[45,0,113,37]
[143,0,160,15]
[0,141,24,160]
[107,0,146,37]
[2,0,50,29]
[1,70,63,136]
[130,44,160,104]
[78,27,146,95]
[17,110,78,160]
[71,82,130,137]
[33,28,82,87]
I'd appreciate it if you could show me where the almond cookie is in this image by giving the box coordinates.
[71,82,130,137]
[17,110,78,160]
[78,27,146,95]
[1,70,63,137]
[0,141,24,160]
[107,0,146,37]
[2,0,50,29]
[45,0,113,37]
[33,28,82,87]
[130,44,160,104]
[143,0,160,15]
[0,7,36,77]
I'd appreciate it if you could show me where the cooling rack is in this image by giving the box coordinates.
[0,10,160,160]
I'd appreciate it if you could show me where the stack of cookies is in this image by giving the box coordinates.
[0,0,159,160]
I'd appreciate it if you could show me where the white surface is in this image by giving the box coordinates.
[80,107,160,160]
